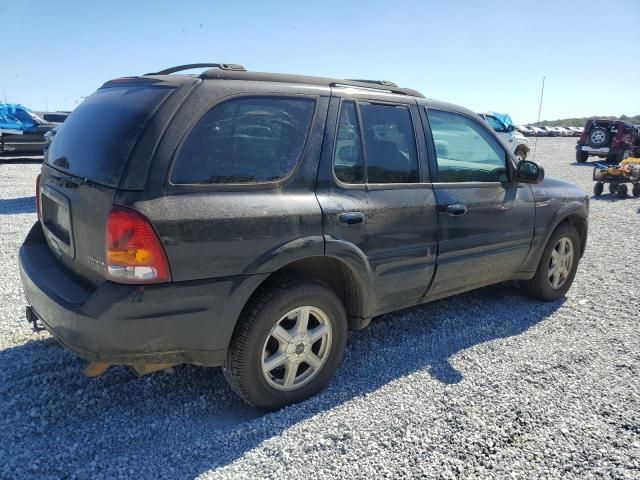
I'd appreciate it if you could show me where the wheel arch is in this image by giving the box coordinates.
[229,253,373,348]
[517,203,588,275]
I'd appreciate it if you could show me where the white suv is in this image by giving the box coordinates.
[478,112,530,159]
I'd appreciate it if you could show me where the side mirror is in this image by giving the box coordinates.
[515,159,544,184]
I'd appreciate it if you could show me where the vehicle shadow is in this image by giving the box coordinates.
[0,196,36,214]
[590,194,637,202]
[569,161,602,167]
[0,282,563,478]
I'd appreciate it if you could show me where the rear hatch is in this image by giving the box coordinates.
[39,80,178,286]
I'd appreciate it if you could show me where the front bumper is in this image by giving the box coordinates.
[19,222,266,366]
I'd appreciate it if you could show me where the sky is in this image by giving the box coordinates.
[1,0,639,125]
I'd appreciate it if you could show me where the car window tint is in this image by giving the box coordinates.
[333,101,364,184]
[359,102,419,184]
[172,97,315,184]
[427,109,509,183]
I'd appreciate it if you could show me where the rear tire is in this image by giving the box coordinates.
[223,275,347,410]
[593,182,603,196]
[633,183,640,197]
[609,183,618,195]
[576,150,589,163]
[521,223,581,301]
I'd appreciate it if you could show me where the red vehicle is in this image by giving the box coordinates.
[575,118,640,164]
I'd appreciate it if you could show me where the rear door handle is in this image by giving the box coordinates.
[446,203,467,216]
[338,212,365,225]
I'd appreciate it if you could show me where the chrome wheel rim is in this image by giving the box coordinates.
[591,130,605,144]
[261,306,332,391]
[548,237,574,289]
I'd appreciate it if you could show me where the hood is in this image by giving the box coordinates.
[530,176,588,202]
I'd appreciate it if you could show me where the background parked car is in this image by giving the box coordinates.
[0,104,57,155]
[575,118,640,163]
[557,127,573,137]
[540,126,561,137]
[35,111,70,125]
[478,112,530,159]
[529,126,547,137]
[515,125,536,136]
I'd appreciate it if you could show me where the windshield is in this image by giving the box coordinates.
[46,85,173,187]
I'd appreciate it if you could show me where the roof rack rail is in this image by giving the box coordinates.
[145,63,246,76]
[346,79,398,87]
[198,70,425,98]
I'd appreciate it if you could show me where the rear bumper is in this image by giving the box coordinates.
[579,145,610,155]
[19,222,267,366]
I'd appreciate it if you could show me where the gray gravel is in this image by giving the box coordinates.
[1,139,639,479]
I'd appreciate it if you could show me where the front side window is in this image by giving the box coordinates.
[171,97,315,184]
[427,109,509,183]
[360,102,419,184]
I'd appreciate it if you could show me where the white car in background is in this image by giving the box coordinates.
[478,112,530,159]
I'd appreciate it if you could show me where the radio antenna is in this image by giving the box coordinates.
[532,76,545,161]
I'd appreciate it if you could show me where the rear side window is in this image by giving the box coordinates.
[333,101,419,184]
[171,97,315,185]
[334,101,364,184]
[46,86,172,187]
[359,102,419,184]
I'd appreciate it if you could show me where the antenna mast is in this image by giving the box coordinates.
[532,76,545,161]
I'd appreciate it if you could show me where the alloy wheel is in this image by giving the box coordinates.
[261,306,333,391]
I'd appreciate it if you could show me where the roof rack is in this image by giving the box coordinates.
[144,63,246,76]
[199,69,424,98]
[346,79,398,87]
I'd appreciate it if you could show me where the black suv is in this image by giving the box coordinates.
[19,64,589,409]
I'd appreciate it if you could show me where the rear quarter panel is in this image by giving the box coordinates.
[117,81,331,281]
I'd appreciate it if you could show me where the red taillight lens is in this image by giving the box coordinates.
[35,174,41,221]
[105,206,171,284]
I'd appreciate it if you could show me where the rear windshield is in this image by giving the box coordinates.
[46,85,172,187]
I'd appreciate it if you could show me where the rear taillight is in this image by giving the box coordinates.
[35,174,41,221]
[105,206,171,284]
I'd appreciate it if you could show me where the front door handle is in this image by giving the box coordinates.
[446,203,467,216]
[338,212,365,225]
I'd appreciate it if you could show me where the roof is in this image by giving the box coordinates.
[143,63,425,98]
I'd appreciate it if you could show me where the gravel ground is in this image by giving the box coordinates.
[0,138,638,479]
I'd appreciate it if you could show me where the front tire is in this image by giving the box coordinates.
[521,223,581,301]
[633,183,640,197]
[223,275,347,410]
[616,183,628,198]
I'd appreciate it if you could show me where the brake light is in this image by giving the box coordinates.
[35,174,41,221]
[105,206,171,283]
